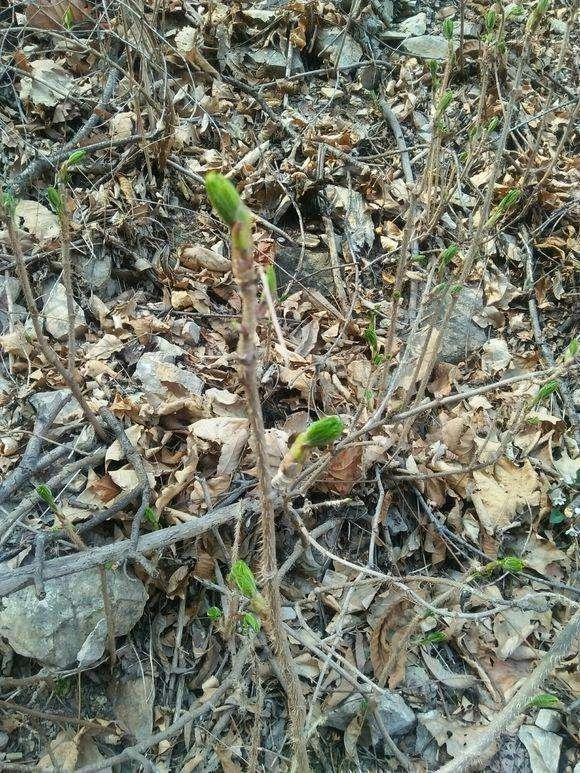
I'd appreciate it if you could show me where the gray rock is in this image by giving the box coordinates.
[244,47,304,76]
[408,286,487,365]
[181,320,201,345]
[404,35,453,60]
[534,709,560,733]
[518,725,562,773]
[134,352,203,398]
[276,246,335,295]
[42,282,86,341]
[383,13,427,39]
[325,691,415,745]
[152,336,185,362]
[111,674,154,740]
[80,252,111,291]
[0,731,8,750]
[0,276,21,304]
[315,26,363,68]
[325,185,375,256]
[29,388,80,424]
[0,568,147,668]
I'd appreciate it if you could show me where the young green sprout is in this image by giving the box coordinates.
[205,172,252,254]
[525,694,559,710]
[289,416,344,462]
[241,612,261,634]
[442,19,454,41]
[436,90,454,117]
[36,484,58,512]
[228,560,268,615]
[486,188,521,227]
[207,606,222,622]
[532,379,559,406]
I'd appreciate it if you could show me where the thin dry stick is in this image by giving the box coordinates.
[228,217,309,771]
[0,201,107,441]
[439,608,580,773]
[0,500,247,597]
[99,407,151,548]
[0,448,107,544]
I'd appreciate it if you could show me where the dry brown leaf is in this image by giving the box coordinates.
[26,0,93,29]
[14,199,60,242]
[422,651,478,690]
[323,446,362,495]
[369,593,415,688]
[19,60,74,107]
[470,459,541,535]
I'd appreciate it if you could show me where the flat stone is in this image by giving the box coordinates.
[404,35,452,60]
[42,282,86,341]
[315,26,363,68]
[111,675,154,741]
[276,246,335,295]
[181,320,201,345]
[518,725,562,773]
[407,286,488,365]
[244,47,304,76]
[535,709,560,733]
[134,352,203,398]
[0,568,147,668]
[29,388,81,424]
[325,185,375,256]
[325,690,415,745]
[383,12,427,38]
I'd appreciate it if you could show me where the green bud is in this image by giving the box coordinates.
[486,116,500,133]
[526,694,559,710]
[46,186,63,215]
[1,192,17,218]
[63,6,74,29]
[65,149,86,168]
[144,506,159,529]
[205,172,250,227]
[242,612,261,634]
[363,316,378,352]
[207,606,222,621]
[485,10,497,32]
[443,19,454,40]
[526,0,550,32]
[440,244,459,266]
[228,560,258,599]
[300,416,344,448]
[449,283,462,297]
[437,90,454,116]
[262,264,278,299]
[36,484,58,511]
[564,338,578,360]
[533,379,559,405]
[498,188,521,212]
[419,631,446,645]
[428,60,439,78]
[500,556,525,572]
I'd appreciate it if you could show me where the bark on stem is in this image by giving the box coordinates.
[230,220,310,771]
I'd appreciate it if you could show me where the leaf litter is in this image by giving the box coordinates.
[0,0,578,771]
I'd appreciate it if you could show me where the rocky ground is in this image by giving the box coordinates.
[0,0,578,771]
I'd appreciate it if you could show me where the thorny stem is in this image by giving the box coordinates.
[56,180,77,377]
[229,221,310,771]
[0,199,107,441]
